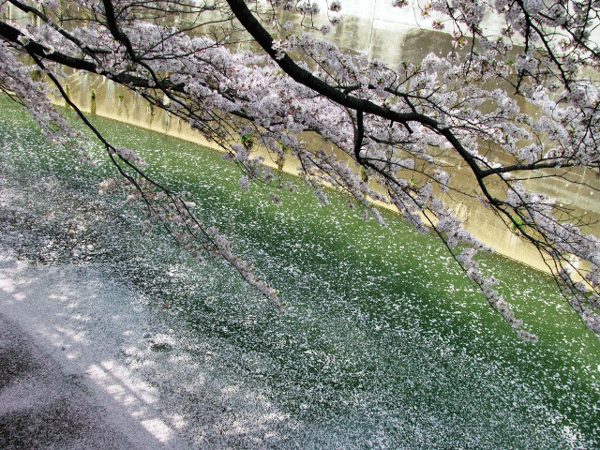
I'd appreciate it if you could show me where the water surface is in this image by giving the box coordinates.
[0,97,598,449]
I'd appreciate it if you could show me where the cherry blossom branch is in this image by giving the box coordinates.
[23,41,283,311]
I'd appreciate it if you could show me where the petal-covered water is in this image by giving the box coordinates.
[0,97,598,449]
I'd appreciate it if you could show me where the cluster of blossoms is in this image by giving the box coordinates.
[106,174,284,310]
[0,42,91,163]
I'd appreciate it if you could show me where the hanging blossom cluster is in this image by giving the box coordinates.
[107,174,284,311]
[0,42,92,163]
[1,0,600,339]
[505,182,600,332]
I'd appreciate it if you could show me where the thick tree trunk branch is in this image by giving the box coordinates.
[224,0,487,182]
[0,21,97,72]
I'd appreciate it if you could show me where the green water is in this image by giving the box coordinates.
[0,97,599,449]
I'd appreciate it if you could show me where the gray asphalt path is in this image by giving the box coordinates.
[0,252,191,450]
[0,311,139,450]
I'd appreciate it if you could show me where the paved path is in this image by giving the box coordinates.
[0,252,190,450]
[0,312,141,450]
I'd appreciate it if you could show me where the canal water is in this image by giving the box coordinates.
[0,96,598,448]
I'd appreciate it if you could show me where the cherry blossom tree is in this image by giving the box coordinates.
[1,0,600,340]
